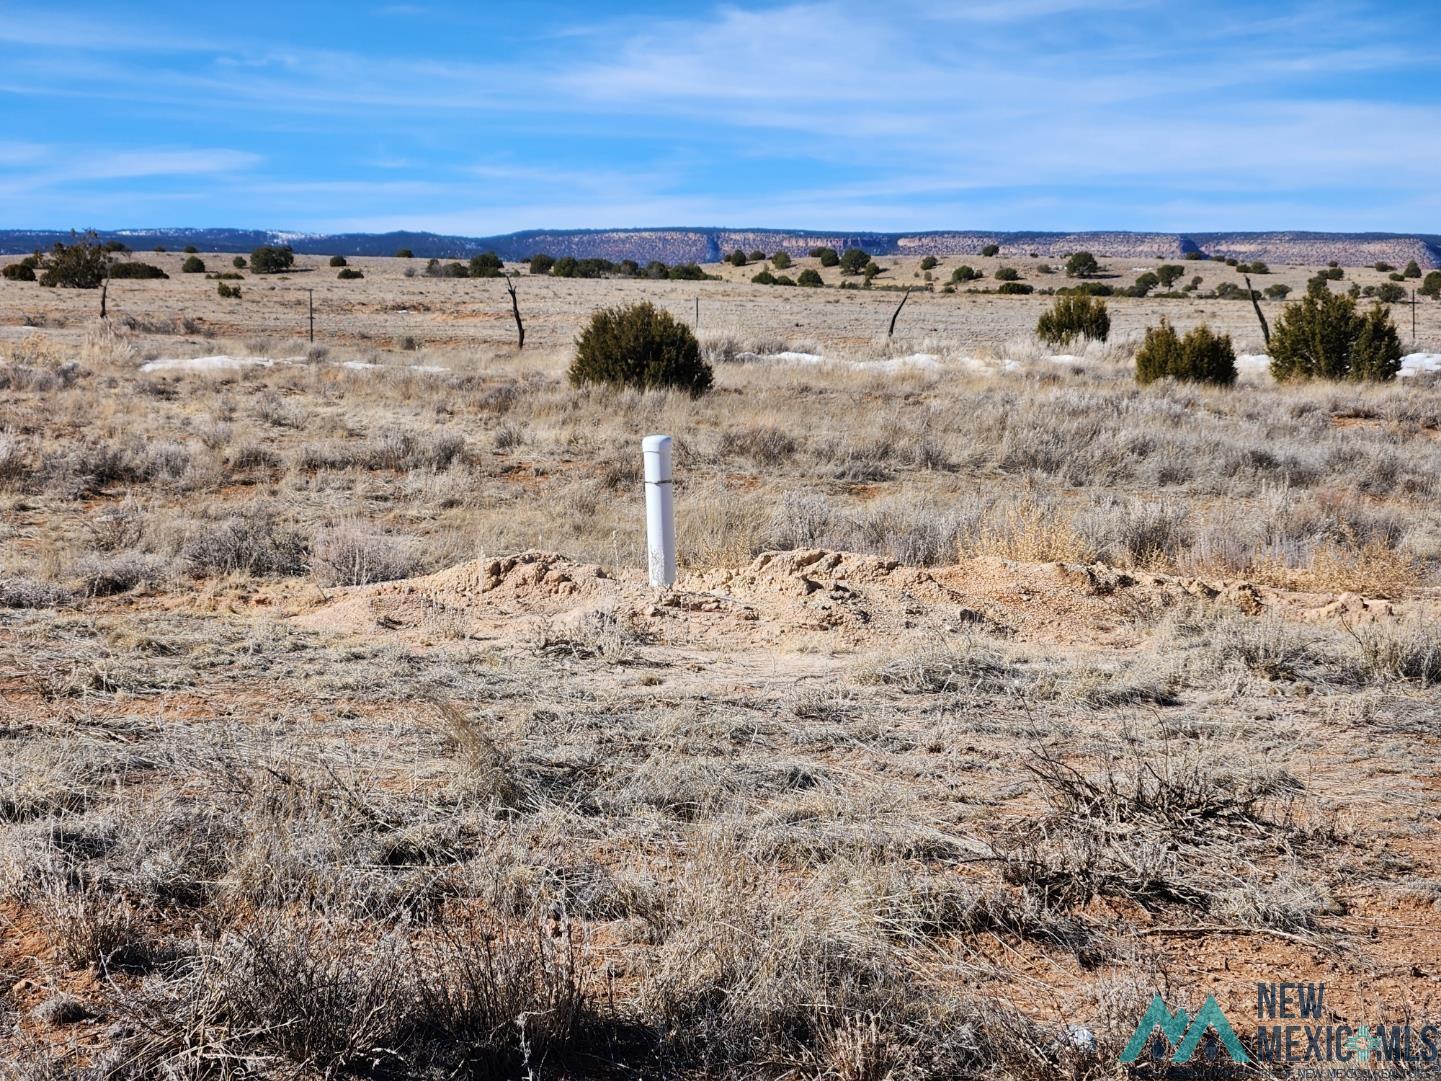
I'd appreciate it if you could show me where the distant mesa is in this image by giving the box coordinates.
[2,226,1437,268]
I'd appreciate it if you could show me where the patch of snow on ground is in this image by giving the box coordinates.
[1401,353,1441,377]
[733,350,825,365]
[140,355,297,373]
[851,353,940,372]
[1236,354,1271,373]
[1047,354,1081,365]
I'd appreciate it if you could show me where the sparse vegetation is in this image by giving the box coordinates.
[181,255,205,273]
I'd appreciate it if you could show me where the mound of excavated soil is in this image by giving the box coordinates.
[293,547,1437,650]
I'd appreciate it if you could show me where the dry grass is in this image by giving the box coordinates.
[1,280,1439,1076]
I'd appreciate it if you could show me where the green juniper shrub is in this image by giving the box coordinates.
[1157,264,1185,287]
[772,274,795,287]
[1388,272,1406,282]
[1214,282,1251,300]
[1264,284,1292,300]
[183,245,198,254]
[1132,271,1160,295]
[980,243,1000,257]
[337,268,364,280]
[1135,320,1236,386]
[1184,250,1207,260]
[994,266,1020,282]
[233,256,247,269]
[569,302,713,396]
[1135,320,1182,384]
[395,248,414,259]
[812,247,840,267]
[182,256,205,273]
[1064,251,1099,277]
[1374,262,1394,273]
[1420,271,1441,298]
[839,248,872,275]
[1269,290,1402,383]
[1058,282,1113,297]
[1376,282,1406,304]
[751,270,776,285]
[728,250,748,267]
[797,268,823,287]
[748,250,766,262]
[529,253,555,275]
[329,255,348,267]
[39,233,110,288]
[997,282,1033,295]
[1404,260,1422,278]
[771,251,792,269]
[217,282,241,299]
[469,252,503,278]
[250,246,295,274]
[3,257,38,281]
[950,265,979,283]
[667,263,707,281]
[919,255,938,271]
[1036,293,1110,347]
[108,261,168,279]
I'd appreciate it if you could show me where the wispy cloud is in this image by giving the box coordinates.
[1,0,1437,231]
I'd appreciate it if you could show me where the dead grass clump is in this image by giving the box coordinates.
[527,603,645,664]
[718,425,799,465]
[366,430,465,471]
[70,552,169,597]
[1004,743,1332,928]
[858,636,1023,696]
[311,522,423,586]
[1306,535,1425,598]
[1077,497,1192,568]
[968,496,1094,563]
[0,575,74,609]
[102,912,598,1078]
[1214,613,1336,682]
[1349,619,1441,687]
[81,319,138,367]
[36,877,159,972]
[171,503,308,577]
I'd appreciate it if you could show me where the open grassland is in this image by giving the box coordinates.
[2,264,1441,1078]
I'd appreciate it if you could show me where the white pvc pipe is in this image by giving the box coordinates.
[642,434,676,588]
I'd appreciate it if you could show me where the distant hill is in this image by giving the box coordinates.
[2,226,1439,268]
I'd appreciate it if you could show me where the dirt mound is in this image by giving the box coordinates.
[296,551,618,638]
[408,551,613,605]
[294,547,1436,649]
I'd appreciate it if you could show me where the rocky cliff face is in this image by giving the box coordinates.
[3,227,1438,267]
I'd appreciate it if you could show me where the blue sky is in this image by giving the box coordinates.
[1,0,1438,234]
